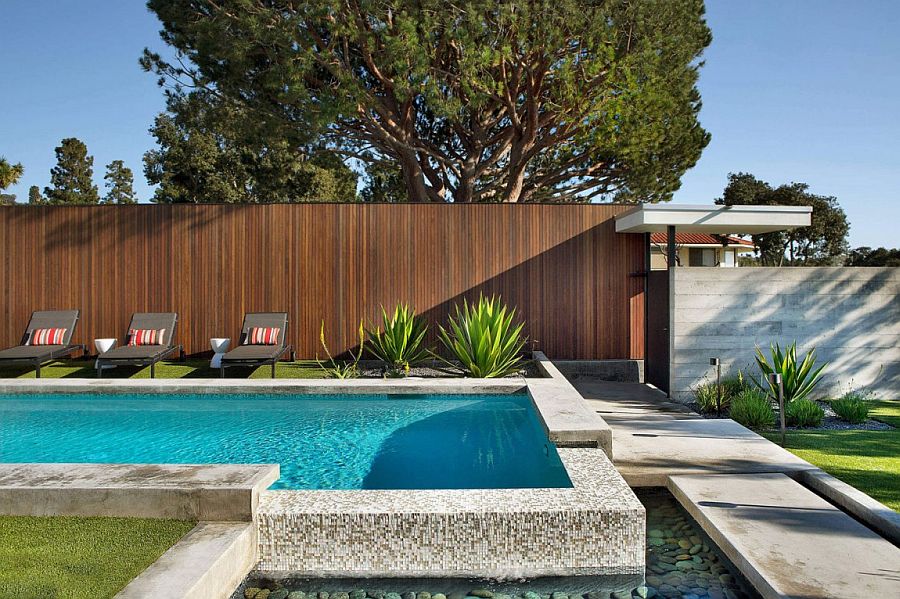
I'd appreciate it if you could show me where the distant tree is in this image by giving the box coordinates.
[143,0,712,203]
[717,172,849,266]
[0,157,25,203]
[845,246,900,267]
[0,157,24,191]
[143,91,357,203]
[44,138,100,204]
[28,185,45,205]
[102,160,138,204]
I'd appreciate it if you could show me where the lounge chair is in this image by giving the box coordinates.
[0,310,86,378]
[96,312,184,378]
[220,312,293,378]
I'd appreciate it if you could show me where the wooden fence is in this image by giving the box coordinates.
[0,204,645,360]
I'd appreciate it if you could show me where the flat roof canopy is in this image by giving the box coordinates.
[615,204,811,234]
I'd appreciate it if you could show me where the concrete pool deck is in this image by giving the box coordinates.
[572,378,900,599]
[0,462,279,521]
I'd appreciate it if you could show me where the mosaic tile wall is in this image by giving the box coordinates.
[256,449,645,577]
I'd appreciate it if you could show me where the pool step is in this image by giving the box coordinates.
[668,472,900,599]
[116,521,256,599]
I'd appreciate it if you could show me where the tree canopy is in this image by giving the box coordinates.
[845,246,900,267]
[144,91,357,203]
[28,185,45,205]
[0,157,25,204]
[143,0,711,203]
[717,172,849,266]
[44,138,100,205]
[103,160,139,204]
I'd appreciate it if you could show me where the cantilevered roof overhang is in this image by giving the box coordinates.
[615,204,811,234]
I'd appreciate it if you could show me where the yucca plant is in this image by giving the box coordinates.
[366,303,430,376]
[316,320,365,379]
[436,295,526,378]
[753,341,827,404]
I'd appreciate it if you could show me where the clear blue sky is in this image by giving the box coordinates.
[1,1,897,247]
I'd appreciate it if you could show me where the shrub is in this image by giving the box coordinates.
[754,341,827,403]
[692,375,745,414]
[436,295,526,378]
[366,303,430,376]
[316,320,365,379]
[785,398,824,428]
[729,389,776,430]
[831,393,870,424]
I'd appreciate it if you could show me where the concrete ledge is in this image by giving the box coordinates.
[796,468,900,546]
[117,521,257,599]
[531,352,613,456]
[0,463,278,521]
[668,472,900,599]
[551,360,644,383]
[0,377,527,395]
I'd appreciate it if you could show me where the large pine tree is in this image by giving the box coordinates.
[44,138,100,205]
[103,160,138,204]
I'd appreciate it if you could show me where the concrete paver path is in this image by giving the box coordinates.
[570,378,900,599]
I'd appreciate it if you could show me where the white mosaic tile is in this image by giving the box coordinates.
[256,449,645,577]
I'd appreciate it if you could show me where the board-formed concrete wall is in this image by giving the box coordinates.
[671,267,899,401]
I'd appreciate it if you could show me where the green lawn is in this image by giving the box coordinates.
[0,358,326,379]
[0,516,195,599]
[763,400,900,511]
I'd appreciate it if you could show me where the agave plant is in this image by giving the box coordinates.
[366,303,430,376]
[753,341,827,403]
[436,295,526,378]
[316,320,365,379]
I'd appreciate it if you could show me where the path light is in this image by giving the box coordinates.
[769,372,785,446]
[709,357,721,416]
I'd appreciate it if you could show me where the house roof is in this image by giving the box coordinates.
[649,233,755,247]
[615,204,811,234]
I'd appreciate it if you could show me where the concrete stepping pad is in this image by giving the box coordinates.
[668,472,900,599]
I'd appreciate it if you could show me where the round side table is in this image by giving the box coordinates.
[210,337,230,369]
[94,338,117,370]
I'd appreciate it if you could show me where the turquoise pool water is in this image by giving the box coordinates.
[0,393,571,490]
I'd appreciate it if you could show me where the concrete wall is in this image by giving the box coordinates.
[671,267,900,401]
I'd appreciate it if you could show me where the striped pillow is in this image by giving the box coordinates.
[128,328,165,346]
[29,328,67,345]
[246,327,280,345]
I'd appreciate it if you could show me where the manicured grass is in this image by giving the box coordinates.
[763,400,900,511]
[0,358,326,379]
[0,516,195,599]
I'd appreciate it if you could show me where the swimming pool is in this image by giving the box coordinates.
[0,392,572,490]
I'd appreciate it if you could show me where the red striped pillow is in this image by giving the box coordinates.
[29,328,67,345]
[128,328,165,346]
[246,327,280,345]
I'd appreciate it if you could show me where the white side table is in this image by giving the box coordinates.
[210,338,230,369]
[94,338,117,370]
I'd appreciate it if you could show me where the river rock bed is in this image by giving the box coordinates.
[236,491,758,599]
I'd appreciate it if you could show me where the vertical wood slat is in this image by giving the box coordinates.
[0,204,645,360]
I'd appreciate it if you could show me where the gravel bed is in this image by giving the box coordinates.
[352,360,542,379]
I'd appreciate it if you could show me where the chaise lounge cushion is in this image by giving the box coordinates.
[98,345,174,360]
[221,344,286,362]
[0,345,68,360]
